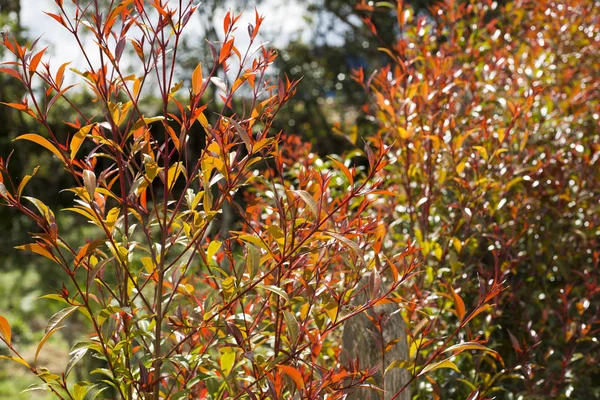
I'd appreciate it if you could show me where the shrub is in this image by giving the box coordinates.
[0,1,499,398]
[345,0,599,397]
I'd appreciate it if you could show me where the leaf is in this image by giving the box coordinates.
[166,162,184,190]
[14,134,64,161]
[464,304,492,324]
[219,346,236,377]
[219,39,234,64]
[385,360,415,374]
[257,284,290,303]
[207,240,222,261]
[283,311,299,344]
[0,67,23,81]
[327,231,361,256]
[35,325,66,365]
[450,286,466,322]
[277,364,305,390]
[237,234,269,252]
[29,47,47,73]
[418,358,460,376]
[73,382,93,400]
[17,166,39,199]
[221,276,236,299]
[0,355,30,368]
[83,170,96,197]
[15,243,58,263]
[192,63,203,95]
[210,76,227,93]
[466,388,481,400]
[293,190,319,218]
[130,116,165,131]
[71,124,93,159]
[0,316,11,344]
[65,346,88,378]
[328,157,354,186]
[97,305,123,327]
[74,240,103,269]
[224,117,252,152]
[444,342,498,355]
[46,306,79,335]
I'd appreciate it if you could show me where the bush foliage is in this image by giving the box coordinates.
[0,0,598,399]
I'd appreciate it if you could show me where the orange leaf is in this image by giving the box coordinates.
[328,157,354,186]
[0,316,11,344]
[29,47,48,73]
[219,39,234,64]
[277,364,305,390]
[192,63,203,95]
[450,286,466,322]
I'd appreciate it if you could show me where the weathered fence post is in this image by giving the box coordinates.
[341,278,411,400]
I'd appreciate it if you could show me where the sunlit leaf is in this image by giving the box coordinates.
[277,364,305,390]
[418,358,460,376]
[14,134,64,162]
[0,316,11,344]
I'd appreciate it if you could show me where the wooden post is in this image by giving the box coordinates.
[341,279,411,400]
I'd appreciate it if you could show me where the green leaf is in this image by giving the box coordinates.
[326,232,361,256]
[283,311,298,345]
[257,284,290,303]
[35,325,66,366]
[72,382,93,400]
[46,306,79,334]
[97,305,123,327]
[65,345,88,378]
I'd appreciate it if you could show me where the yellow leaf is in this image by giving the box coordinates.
[167,162,185,190]
[219,346,236,376]
[207,240,222,261]
[104,207,120,231]
[14,134,64,162]
[418,358,460,376]
[15,243,59,263]
[17,166,39,199]
[71,124,93,159]
[398,126,411,139]
[444,342,498,355]
[0,355,30,368]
